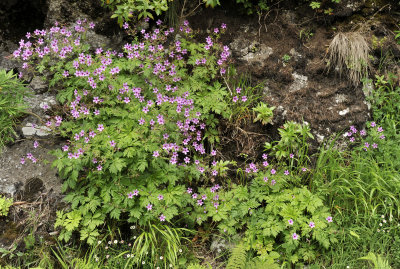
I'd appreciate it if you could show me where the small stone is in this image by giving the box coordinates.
[339,108,350,116]
[21,126,36,136]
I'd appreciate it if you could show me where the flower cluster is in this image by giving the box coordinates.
[345,122,385,151]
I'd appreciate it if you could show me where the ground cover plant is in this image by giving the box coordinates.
[4,5,400,268]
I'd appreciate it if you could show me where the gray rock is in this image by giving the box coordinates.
[0,178,17,195]
[21,123,52,137]
[230,38,273,64]
[30,76,48,94]
[289,72,308,92]
[0,140,62,196]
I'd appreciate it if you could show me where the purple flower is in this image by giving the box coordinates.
[288,219,294,225]
[197,199,203,206]
[123,22,129,29]
[326,216,333,223]
[262,153,268,159]
[159,214,166,221]
[241,96,247,102]
[271,179,276,185]
[33,141,39,148]
[202,195,207,200]
[97,165,102,171]
[263,177,269,182]
[360,130,366,136]
[109,140,116,147]
[212,170,218,176]
[371,122,376,127]
[270,169,276,175]
[20,157,25,164]
[128,192,133,199]
[133,190,139,196]
[153,151,159,157]
[192,193,198,199]
[146,204,153,211]
[372,143,378,149]
[302,167,307,172]
[309,222,315,228]
[263,161,269,167]
[158,195,164,200]
[211,150,216,156]
[377,127,384,132]
[284,170,289,175]
[292,233,299,240]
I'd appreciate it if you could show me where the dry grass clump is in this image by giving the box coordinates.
[327,32,370,85]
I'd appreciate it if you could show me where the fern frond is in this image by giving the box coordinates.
[226,243,247,269]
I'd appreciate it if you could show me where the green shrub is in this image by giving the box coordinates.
[14,19,233,244]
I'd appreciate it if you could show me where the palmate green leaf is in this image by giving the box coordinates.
[109,157,126,174]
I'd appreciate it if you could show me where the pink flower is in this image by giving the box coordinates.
[97,165,102,171]
[20,157,25,164]
[326,216,333,223]
[153,151,159,157]
[309,222,315,228]
[270,169,276,175]
[187,188,193,194]
[33,141,39,148]
[127,192,133,199]
[158,195,163,200]
[370,122,376,127]
[284,170,289,175]
[288,219,293,225]
[97,124,104,132]
[109,140,116,147]
[159,214,166,221]
[292,233,299,240]
[146,204,152,211]
[133,190,139,196]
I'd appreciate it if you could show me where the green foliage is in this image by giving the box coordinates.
[264,121,313,163]
[252,102,274,125]
[281,54,291,63]
[366,74,400,127]
[18,19,232,244]
[101,0,170,26]
[226,243,247,269]
[359,252,391,269]
[0,195,13,217]
[0,70,30,152]
[129,223,191,268]
[234,0,270,15]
